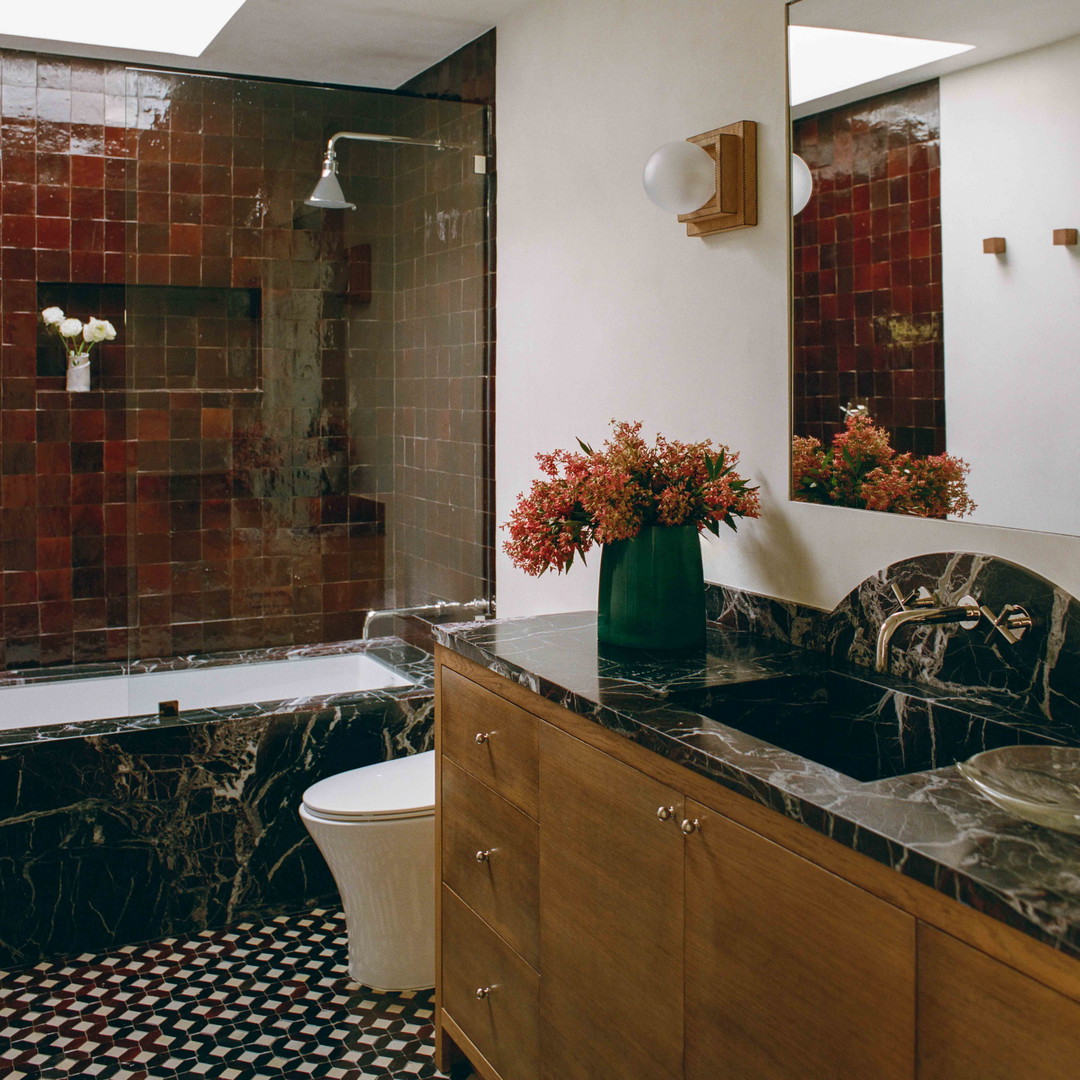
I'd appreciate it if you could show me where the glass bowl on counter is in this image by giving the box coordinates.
[958,745,1080,835]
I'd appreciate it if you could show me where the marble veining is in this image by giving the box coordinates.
[0,637,433,749]
[709,552,1080,732]
[435,582,1080,959]
[0,639,435,968]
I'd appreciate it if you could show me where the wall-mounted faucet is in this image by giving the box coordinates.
[980,603,1033,645]
[874,583,1034,673]
[875,587,981,673]
[362,598,490,640]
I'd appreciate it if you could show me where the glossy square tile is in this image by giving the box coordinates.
[793,79,944,455]
[0,39,493,671]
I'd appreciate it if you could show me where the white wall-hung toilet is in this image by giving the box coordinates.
[299,750,435,991]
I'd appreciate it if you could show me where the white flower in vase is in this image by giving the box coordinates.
[59,317,84,342]
[41,307,119,390]
[83,317,117,345]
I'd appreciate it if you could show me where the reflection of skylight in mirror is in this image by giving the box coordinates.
[789,26,974,106]
[0,1,248,57]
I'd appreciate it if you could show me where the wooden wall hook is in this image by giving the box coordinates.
[982,237,1006,255]
[1053,229,1078,246]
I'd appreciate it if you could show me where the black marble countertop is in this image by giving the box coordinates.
[434,611,1080,960]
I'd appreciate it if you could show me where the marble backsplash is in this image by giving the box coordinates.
[0,641,434,969]
[706,552,1080,734]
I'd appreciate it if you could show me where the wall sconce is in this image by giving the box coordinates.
[791,154,813,216]
[642,121,757,237]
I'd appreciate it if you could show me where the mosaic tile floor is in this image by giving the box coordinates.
[0,909,471,1080]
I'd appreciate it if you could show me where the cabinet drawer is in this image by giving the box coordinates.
[442,758,539,969]
[441,885,539,1080]
[440,667,539,817]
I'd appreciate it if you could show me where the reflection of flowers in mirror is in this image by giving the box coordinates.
[41,307,117,365]
[792,413,975,519]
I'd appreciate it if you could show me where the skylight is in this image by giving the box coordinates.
[789,25,975,106]
[0,1,248,57]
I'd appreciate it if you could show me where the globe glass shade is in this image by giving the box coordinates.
[642,141,716,215]
[791,153,814,215]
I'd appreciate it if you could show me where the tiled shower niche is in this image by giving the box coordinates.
[37,282,262,390]
[0,50,493,670]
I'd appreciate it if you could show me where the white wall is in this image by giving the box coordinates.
[941,34,1080,534]
[495,0,1080,618]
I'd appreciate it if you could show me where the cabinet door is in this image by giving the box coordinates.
[918,923,1080,1080]
[684,800,916,1080]
[539,724,684,1080]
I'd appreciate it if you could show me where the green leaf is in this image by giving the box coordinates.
[576,438,595,455]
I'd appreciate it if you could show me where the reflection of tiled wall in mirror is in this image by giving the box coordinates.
[793,79,944,457]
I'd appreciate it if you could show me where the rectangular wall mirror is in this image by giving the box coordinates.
[787,0,1080,535]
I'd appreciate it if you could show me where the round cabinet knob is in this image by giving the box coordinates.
[680,818,701,835]
[474,732,490,744]
[475,849,492,863]
[656,806,675,822]
[475,986,493,1000]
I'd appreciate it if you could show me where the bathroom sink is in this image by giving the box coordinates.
[670,669,1060,783]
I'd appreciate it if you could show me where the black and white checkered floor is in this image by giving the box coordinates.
[0,909,472,1080]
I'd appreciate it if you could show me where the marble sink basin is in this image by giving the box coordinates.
[671,668,1061,783]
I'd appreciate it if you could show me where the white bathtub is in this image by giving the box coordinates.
[0,651,412,732]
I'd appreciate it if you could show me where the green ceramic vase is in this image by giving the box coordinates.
[597,525,706,649]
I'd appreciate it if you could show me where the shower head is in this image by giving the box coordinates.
[305,130,465,211]
[305,150,357,211]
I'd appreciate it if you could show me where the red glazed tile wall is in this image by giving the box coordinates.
[0,37,494,671]
[394,31,495,608]
[793,80,944,456]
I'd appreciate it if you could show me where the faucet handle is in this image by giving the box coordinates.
[980,604,1033,645]
[891,583,938,611]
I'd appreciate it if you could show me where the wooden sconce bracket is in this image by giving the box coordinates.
[677,120,758,237]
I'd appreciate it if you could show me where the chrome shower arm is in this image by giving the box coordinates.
[326,131,455,154]
[307,130,470,209]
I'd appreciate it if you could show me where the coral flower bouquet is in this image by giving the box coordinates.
[505,420,760,649]
[41,306,117,392]
[792,413,975,519]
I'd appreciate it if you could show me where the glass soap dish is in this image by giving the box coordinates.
[958,746,1080,835]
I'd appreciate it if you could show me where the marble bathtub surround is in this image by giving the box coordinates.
[0,638,435,968]
[435,580,1080,957]
[0,637,432,747]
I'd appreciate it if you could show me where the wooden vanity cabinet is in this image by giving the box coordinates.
[539,723,684,1080]
[436,661,540,1080]
[435,648,1080,1080]
[917,923,1080,1080]
[540,727,915,1080]
[684,800,915,1080]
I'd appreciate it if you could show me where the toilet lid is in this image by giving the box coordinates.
[302,750,435,822]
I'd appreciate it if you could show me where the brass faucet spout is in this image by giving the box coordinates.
[874,599,982,673]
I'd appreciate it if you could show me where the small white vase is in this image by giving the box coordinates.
[66,353,91,392]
